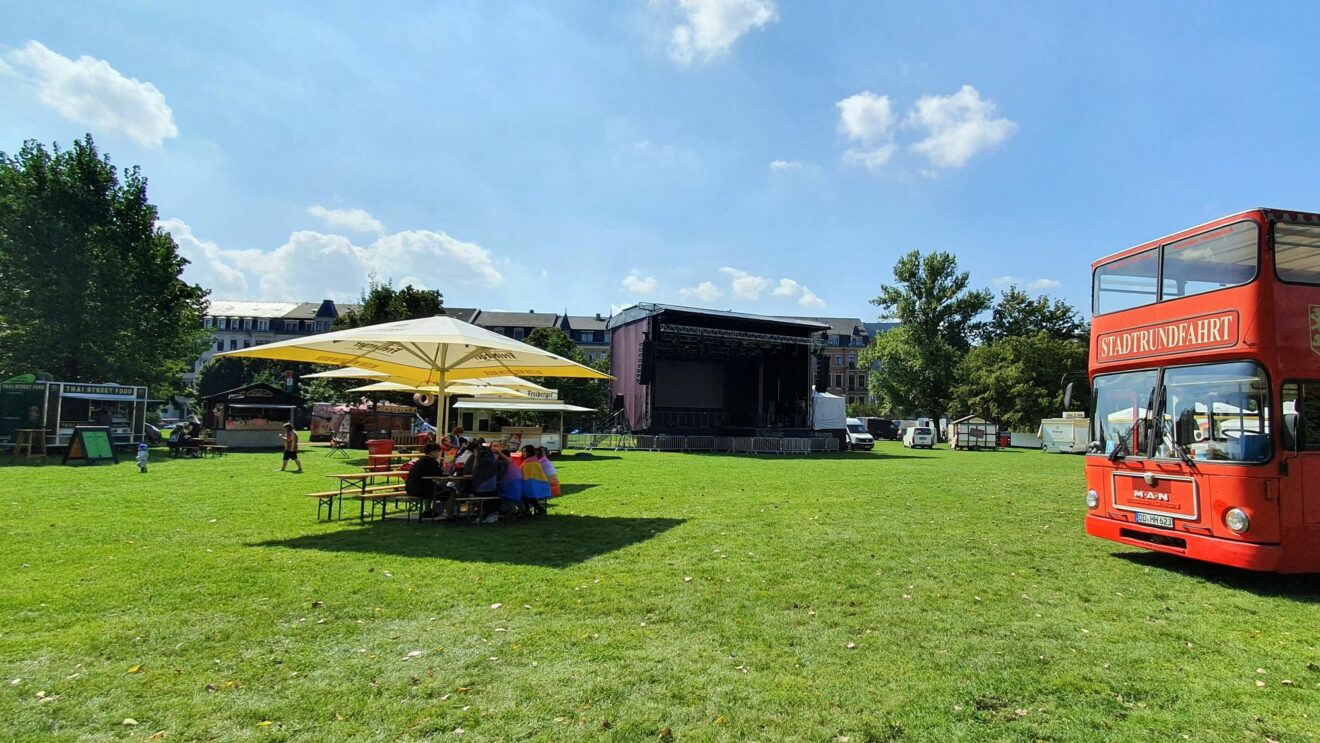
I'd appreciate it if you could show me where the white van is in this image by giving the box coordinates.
[903,425,935,449]
[844,417,874,450]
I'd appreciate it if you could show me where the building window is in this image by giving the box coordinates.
[203,317,213,329]
[833,374,842,388]
[257,318,269,331]
[228,339,238,351]
[514,328,524,340]
[217,318,227,330]
[848,354,857,369]
[834,354,843,367]
[215,340,223,352]
[243,318,253,331]
[243,340,252,349]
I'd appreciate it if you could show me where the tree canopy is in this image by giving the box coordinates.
[0,136,209,395]
[948,332,1089,431]
[861,250,992,417]
[980,286,1087,344]
[335,278,442,329]
[524,327,610,429]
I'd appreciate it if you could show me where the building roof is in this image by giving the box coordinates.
[609,303,831,332]
[782,316,868,337]
[205,300,300,318]
[474,311,562,328]
[863,321,901,336]
[444,307,480,323]
[565,314,609,331]
[284,300,359,320]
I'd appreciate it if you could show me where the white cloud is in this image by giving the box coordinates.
[769,159,802,171]
[621,272,659,294]
[1026,278,1062,291]
[7,41,177,148]
[837,91,898,171]
[771,278,801,297]
[797,289,824,308]
[160,219,504,301]
[991,275,1021,287]
[842,144,896,171]
[908,85,1017,168]
[668,0,777,65]
[837,91,895,141]
[306,205,385,234]
[719,266,772,300]
[678,281,724,303]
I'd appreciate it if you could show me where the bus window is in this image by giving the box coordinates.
[1281,382,1320,450]
[1091,370,1158,457]
[1274,223,1320,284]
[1161,221,1257,300]
[1094,247,1159,315]
[1158,361,1271,463]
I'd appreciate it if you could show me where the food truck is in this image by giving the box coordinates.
[450,397,594,454]
[201,383,299,449]
[0,377,148,449]
[1039,412,1089,453]
[949,415,999,450]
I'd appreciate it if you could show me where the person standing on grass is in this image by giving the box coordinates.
[279,423,303,473]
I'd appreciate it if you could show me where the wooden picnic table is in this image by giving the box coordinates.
[326,470,411,521]
[423,475,503,522]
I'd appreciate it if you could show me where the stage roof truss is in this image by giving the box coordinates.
[659,323,824,348]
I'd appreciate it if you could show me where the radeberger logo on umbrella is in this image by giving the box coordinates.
[1095,310,1239,364]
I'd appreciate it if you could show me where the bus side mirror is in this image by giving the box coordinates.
[1063,382,1074,410]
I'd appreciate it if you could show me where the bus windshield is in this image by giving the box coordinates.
[1093,220,1258,315]
[1091,361,1271,463]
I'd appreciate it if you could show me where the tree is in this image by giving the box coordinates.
[524,327,609,429]
[0,136,209,395]
[980,286,1087,344]
[335,278,442,329]
[949,332,1089,431]
[862,251,992,417]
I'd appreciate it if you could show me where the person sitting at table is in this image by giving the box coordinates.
[186,415,203,438]
[492,442,525,517]
[520,444,552,516]
[408,442,447,519]
[466,440,501,523]
[536,446,561,497]
[167,424,185,456]
[440,438,459,474]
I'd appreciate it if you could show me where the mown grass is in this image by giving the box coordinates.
[1,443,1318,741]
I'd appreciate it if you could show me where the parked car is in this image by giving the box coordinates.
[903,426,936,449]
[845,418,875,450]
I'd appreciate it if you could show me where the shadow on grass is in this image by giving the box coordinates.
[1114,551,1320,602]
[252,514,685,568]
[558,483,599,496]
[560,452,625,461]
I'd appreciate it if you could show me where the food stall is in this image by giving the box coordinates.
[202,383,299,449]
[0,377,148,449]
[450,398,595,454]
[949,415,1000,451]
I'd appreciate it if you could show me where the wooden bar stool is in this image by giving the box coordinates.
[15,428,48,461]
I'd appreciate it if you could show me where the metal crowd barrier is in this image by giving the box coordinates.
[565,433,841,455]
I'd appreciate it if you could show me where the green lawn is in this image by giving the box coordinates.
[2,443,1317,741]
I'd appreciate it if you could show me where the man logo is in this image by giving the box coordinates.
[1312,305,1320,357]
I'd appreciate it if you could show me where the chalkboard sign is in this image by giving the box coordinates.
[62,426,119,465]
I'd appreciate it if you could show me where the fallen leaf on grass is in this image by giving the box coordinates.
[490,603,502,610]
[1014,709,1029,718]
[257,720,272,727]
[846,642,857,650]
[684,577,692,583]
[127,665,142,674]
[7,679,18,686]
[122,719,139,726]
[1282,680,1294,686]
[403,650,423,661]
[150,731,166,740]
[1256,680,1266,687]
[659,727,674,741]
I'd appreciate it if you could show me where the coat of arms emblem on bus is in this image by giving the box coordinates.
[1312,305,1320,357]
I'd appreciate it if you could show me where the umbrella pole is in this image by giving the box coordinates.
[438,369,448,438]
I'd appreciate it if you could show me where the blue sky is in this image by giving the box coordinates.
[4,1,1320,322]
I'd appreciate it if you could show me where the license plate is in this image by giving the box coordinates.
[1135,512,1175,529]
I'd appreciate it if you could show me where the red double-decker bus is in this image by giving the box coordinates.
[1085,208,1320,572]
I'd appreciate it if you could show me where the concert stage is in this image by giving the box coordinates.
[608,304,829,434]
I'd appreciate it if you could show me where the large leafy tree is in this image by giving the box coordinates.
[861,251,992,417]
[949,332,1089,431]
[980,286,1087,344]
[0,136,209,394]
[335,278,442,329]
[524,327,609,429]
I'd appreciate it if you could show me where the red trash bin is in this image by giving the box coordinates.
[998,431,1011,449]
[366,438,394,471]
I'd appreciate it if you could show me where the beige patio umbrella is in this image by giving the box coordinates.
[347,380,530,399]
[217,314,610,432]
[299,366,389,380]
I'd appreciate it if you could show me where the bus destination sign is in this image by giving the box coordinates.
[1096,310,1239,364]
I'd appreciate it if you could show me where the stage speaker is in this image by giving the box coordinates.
[636,340,655,384]
[814,354,829,392]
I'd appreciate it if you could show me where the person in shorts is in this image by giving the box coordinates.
[279,423,303,473]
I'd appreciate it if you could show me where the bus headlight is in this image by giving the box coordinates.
[1085,490,1099,509]
[1224,508,1250,533]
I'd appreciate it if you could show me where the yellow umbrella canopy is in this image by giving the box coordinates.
[217,314,610,431]
[347,380,530,398]
[299,366,388,380]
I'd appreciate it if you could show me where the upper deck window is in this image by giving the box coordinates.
[1093,220,1258,315]
[1094,247,1158,314]
[1274,223,1320,284]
